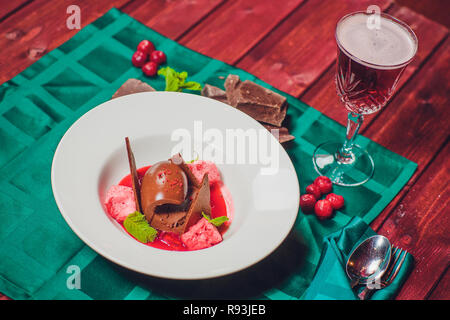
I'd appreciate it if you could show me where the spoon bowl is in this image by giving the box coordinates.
[346,235,391,288]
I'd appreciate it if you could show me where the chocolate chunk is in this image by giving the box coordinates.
[112,79,155,99]
[224,75,287,126]
[262,124,295,144]
[224,74,241,107]
[201,84,227,103]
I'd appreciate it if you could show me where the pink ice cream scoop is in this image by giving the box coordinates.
[180,218,222,250]
[187,160,222,186]
[104,185,136,222]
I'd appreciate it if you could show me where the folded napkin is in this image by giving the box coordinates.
[303,217,413,300]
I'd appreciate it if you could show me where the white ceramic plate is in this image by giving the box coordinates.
[51,92,299,280]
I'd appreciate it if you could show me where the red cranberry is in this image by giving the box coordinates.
[132,50,147,67]
[150,50,166,65]
[325,193,344,210]
[142,61,158,77]
[306,184,321,200]
[314,199,334,220]
[314,176,333,194]
[300,194,317,214]
[137,40,155,54]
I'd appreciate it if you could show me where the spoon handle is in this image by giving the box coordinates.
[358,287,373,300]
[350,278,359,289]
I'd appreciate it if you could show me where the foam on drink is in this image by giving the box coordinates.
[336,13,417,68]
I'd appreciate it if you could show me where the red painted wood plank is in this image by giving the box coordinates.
[397,0,450,29]
[365,40,449,173]
[367,36,449,231]
[0,0,228,85]
[360,37,450,299]
[0,0,133,85]
[427,268,450,300]
[0,0,31,21]
[179,0,306,65]
[300,5,449,127]
[122,0,225,40]
[237,0,392,97]
[0,293,10,300]
[376,142,450,300]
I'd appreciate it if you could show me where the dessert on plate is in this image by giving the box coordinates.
[104,138,233,251]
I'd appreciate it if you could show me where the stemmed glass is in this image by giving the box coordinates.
[313,11,418,186]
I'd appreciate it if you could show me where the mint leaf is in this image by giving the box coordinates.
[182,81,202,91]
[185,154,199,164]
[123,211,157,243]
[202,212,229,227]
[178,71,188,82]
[158,67,202,92]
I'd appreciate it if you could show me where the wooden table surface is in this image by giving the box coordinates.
[0,0,448,300]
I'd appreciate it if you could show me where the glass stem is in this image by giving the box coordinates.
[337,112,364,163]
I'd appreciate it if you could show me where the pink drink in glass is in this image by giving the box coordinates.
[312,11,418,186]
[335,12,417,115]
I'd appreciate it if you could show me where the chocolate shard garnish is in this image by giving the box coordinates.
[224,75,288,127]
[125,137,142,213]
[140,153,210,234]
[262,124,295,144]
[183,174,211,232]
[171,153,201,188]
[224,74,241,107]
[201,84,227,103]
[112,79,155,99]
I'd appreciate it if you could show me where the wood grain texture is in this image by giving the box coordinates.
[237,0,392,97]
[367,36,449,231]
[365,37,450,299]
[180,0,306,64]
[397,0,450,28]
[0,0,31,22]
[0,0,133,85]
[300,4,449,127]
[377,142,450,300]
[122,0,225,40]
[365,39,449,174]
[427,267,450,300]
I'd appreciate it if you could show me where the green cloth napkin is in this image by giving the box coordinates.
[0,8,416,300]
[303,217,413,300]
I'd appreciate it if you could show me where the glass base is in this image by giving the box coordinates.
[313,141,374,187]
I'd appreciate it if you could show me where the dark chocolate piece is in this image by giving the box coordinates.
[112,79,155,99]
[224,75,288,126]
[262,124,295,144]
[201,84,228,103]
[171,153,201,188]
[224,74,241,107]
